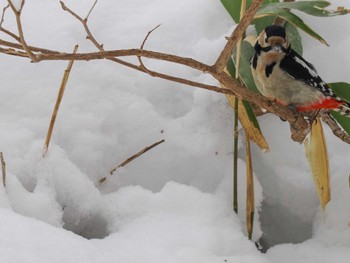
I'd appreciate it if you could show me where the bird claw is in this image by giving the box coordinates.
[287,104,300,119]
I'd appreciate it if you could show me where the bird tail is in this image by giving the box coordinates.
[297,97,350,117]
[335,100,350,117]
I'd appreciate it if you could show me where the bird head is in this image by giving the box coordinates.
[257,25,290,54]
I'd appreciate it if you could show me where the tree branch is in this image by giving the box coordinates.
[7,0,38,62]
[2,0,339,144]
[213,0,263,72]
[0,4,20,41]
[0,40,309,142]
[320,112,350,144]
[0,38,61,53]
[137,24,161,75]
[58,1,231,95]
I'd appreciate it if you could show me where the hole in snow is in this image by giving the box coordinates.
[62,208,109,239]
[257,200,313,252]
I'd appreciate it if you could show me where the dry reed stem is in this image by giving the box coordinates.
[245,132,255,240]
[43,45,79,156]
[0,152,6,188]
[99,139,165,184]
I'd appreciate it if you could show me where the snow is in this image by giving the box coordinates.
[0,0,350,262]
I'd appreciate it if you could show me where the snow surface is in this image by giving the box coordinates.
[0,0,350,262]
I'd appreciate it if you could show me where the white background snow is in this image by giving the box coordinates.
[0,0,350,262]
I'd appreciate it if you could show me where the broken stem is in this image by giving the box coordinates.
[0,152,6,188]
[99,139,165,184]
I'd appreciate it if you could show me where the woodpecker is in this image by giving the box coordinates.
[250,25,350,117]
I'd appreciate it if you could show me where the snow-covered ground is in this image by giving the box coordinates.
[0,0,349,262]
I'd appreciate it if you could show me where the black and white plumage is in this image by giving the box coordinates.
[250,25,350,116]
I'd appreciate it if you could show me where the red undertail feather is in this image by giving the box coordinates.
[297,98,345,112]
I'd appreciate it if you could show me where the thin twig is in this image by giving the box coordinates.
[86,0,97,21]
[0,152,6,188]
[320,112,350,144]
[59,2,233,95]
[0,4,20,41]
[138,24,161,75]
[60,1,103,50]
[7,0,38,62]
[0,5,10,27]
[213,0,263,72]
[43,45,79,156]
[99,139,165,183]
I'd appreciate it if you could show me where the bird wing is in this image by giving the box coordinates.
[280,49,334,97]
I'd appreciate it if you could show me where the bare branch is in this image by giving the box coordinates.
[138,24,161,75]
[0,42,309,141]
[60,1,82,22]
[140,24,161,51]
[0,0,320,143]
[0,46,28,57]
[57,4,231,95]
[0,4,20,41]
[20,0,25,12]
[0,39,61,53]
[320,112,350,144]
[60,1,103,50]
[0,5,9,28]
[86,0,98,21]
[7,0,38,61]
[213,0,263,72]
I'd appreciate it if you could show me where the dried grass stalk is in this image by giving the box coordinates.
[0,152,6,187]
[245,132,255,240]
[43,45,79,156]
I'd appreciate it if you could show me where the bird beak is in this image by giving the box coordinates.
[271,44,282,52]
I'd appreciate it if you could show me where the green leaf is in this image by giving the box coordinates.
[328,82,350,102]
[256,8,329,45]
[220,0,278,23]
[253,16,276,35]
[328,82,350,135]
[330,111,350,136]
[229,40,259,93]
[220,0,245,23]
[257,1,349,17]
[242,100,261,130]
[285,22,303,55]
[226,55,236,75]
